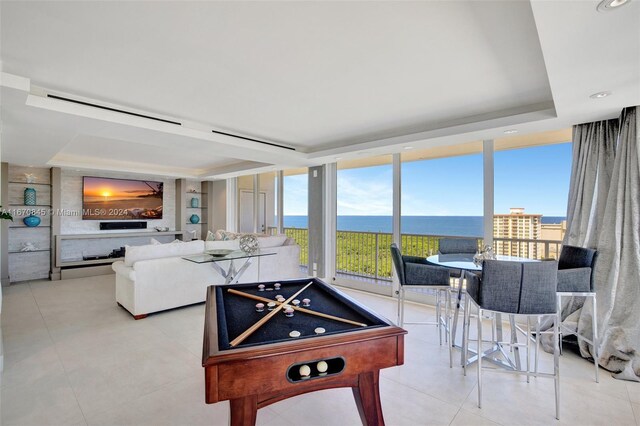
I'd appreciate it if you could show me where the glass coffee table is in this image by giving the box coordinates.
[183,250,275,285]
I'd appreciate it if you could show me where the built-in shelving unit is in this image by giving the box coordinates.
[1,164,53,284]
[176,179,213,240]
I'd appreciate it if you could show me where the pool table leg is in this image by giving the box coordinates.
[229,395,258,426]
[352,370,385,426]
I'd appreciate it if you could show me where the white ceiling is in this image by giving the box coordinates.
[1,0,639,179]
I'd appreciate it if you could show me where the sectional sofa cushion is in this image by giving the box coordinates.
[258,235,288,248]
[204,240,241,251]
[124,240,205,266]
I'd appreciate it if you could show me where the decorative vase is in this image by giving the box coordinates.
[189,214,200,224]
[190,197,199,208]
[23,214,41,227]
[239,234,259,254]
[24,187,36,205]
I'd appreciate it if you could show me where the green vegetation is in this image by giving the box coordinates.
[0,208,13,221]
[284,227,481,280]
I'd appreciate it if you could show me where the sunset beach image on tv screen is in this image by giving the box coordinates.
[82,177,163,220]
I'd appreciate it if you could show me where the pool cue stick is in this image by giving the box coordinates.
[229,281,313,347]
[227,288,367,327]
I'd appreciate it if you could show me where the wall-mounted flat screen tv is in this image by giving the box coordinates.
[82,176,163,220]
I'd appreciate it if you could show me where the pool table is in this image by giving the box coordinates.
[202,277,406,426]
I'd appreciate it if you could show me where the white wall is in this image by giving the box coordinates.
[60,169,176,234]
[237,174,276,231]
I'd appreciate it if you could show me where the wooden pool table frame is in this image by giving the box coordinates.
[202,280,407,426]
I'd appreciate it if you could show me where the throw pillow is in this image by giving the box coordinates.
[205,230,216,241]
[149,238,162,245]
[218,230,239,241]
[170,239,184,244]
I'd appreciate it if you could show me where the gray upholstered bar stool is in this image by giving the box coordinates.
[556,245,599,382]
[437,238,479,359]
[464,260,561,420]
[437,238,478,276]
[390,244,452,346]
[438,238,478,255]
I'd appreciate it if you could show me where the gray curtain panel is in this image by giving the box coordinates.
[565,119,618,248]
[552,106,640,382]
[542,118,619,346]
[590,106,640,381]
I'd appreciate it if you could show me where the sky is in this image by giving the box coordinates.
[283,142,572,217]
[83,177,159,201]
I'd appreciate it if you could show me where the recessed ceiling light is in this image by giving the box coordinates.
[403,146,413,150]
[503,129,518,134]
[597,0,631,12]
[335,157,342,160]
[590,91,612,99]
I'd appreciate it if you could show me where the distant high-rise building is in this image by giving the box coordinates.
[494,208,541,258]
[540,220,567,259]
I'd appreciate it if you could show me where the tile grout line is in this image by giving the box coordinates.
[147,317,202,363]
[27,280,90,426]
[380,371,468,409]
[629,384,640,426]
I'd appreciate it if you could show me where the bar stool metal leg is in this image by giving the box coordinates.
[477,307,483,408]
[554,312,560,420]
[463,295,471,376]
[592,295,599,383]
[437,290,442,345]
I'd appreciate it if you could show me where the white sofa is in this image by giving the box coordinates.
[112,236,302,319]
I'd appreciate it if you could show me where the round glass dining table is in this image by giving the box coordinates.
[426,253,537,271]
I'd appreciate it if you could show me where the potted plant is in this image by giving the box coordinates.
[0,208,12,222]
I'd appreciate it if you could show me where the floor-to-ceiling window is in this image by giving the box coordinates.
[334,156,393,295]
[493,140,572,259]
[400,142,484,256]
[281,168,308,268]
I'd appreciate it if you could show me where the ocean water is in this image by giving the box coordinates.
[282,215,565,237]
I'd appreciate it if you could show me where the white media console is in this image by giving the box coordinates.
[53,230,185,280]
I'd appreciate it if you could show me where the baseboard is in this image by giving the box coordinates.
[61,265,115,280]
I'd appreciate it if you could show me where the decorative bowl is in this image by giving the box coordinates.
[206,249,234,257]
[23,214,41,227]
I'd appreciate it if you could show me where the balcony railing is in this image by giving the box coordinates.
[283,227,563,283]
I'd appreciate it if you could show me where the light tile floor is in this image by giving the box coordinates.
[1,275,639,426]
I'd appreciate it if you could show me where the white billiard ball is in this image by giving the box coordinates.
[258,284,265,291]
[299,364,311,378]
[289,330,301,338]
[267,302,277,310]
[316,361,328,374]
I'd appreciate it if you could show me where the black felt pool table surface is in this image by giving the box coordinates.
[215,278,388,349]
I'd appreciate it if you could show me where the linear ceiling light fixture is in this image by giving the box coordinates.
[211,129,295,151]
[46,94,182,126]
[45,94,294,151]
[597,0,631,11]
[589,91,612,99]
